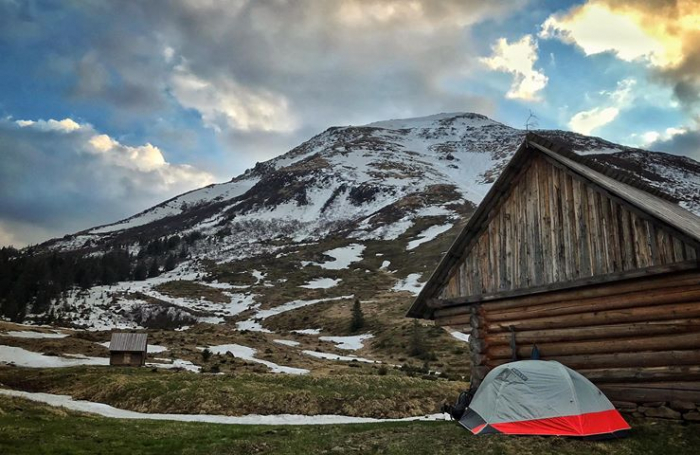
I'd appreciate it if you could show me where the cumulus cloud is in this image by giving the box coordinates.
[0,118,214,246]
[481,35,548,100]
[540,0,700,109]
[170,63,297,133]
[569,78,636,134]
[569,107,621,136]
[15,118,82,132]
[634,126,688,146]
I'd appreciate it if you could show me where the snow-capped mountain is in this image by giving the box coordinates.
[52,112,700,253]
[19,112,700,329]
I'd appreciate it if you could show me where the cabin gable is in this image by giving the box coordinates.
[438,151,699,303]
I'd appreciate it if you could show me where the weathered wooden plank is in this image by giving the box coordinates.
[672,237,686,263]
[498,208,508,291]
[620,207,636,271]
[518,170,528,287]
[537,157,553,284]
[529,159,544,286]
[633,212,651,268]
[549,163,562,283]
[647,221,660,265]
[599,190,613,273]
[608,198,622,271]
[587,186,605,276]
[488,211,499,293]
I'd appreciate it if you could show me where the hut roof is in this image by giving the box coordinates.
[407,133,700,319]
[109,332,148,352]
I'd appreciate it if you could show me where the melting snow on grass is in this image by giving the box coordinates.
[0,389,449,425]
[357,217,413,241]
[392,273,425,296]
[293,328,322,335]
[0,330,69,339]
[199,344,308,375]
[146,359,201,373]
[302,350,376,363]
[273,339,300,347]
[406,224,453,250]
[0,345,109,368]
[256,295,353,320]
[318,334,373,351]
[236,296,353,333]
[318,244,365,270]
[300,278,341,289]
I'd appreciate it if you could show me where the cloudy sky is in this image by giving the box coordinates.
[1,0,698,247]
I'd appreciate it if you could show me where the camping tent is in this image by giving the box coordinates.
[460,360,630,438]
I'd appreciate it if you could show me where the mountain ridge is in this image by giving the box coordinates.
[7,112,700,332]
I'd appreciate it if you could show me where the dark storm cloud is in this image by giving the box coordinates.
[649,127,700,159]
[77,0,514,131]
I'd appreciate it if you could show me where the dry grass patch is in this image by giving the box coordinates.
[0,367,466,418]
[154,281,230,303]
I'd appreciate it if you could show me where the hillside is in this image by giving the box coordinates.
[3,112,700,382]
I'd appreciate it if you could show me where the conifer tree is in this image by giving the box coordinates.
[148,259,160,278]
[133,261,148,281]
[350,298,365,332]
[409,319,427,358]
[164,254,177,272]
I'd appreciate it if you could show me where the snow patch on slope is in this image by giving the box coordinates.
[407,224,453,250]
[0,389,449,425]
[392,273,425,296]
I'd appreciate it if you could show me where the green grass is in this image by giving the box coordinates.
[0,367,465,418]
[1,395,699,455]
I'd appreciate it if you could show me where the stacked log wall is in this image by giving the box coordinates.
[435,270,700,421]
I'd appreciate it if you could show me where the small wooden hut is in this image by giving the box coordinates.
[109,333,148,366]
[408,133,700,419]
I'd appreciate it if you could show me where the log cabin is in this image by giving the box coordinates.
[407,133,700,420]
[109,332,148,366]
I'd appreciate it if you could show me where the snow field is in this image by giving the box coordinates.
[0,389,449,425]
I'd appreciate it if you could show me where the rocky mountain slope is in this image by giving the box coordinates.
[12,112,700,334]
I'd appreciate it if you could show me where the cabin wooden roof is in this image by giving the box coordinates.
[407,133,700,319]
[109,332,148,352]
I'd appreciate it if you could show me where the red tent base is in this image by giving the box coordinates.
[462,408,630,439]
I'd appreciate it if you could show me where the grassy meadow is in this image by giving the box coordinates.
[2,394,700,455]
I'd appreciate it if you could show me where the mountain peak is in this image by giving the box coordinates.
[363,112,499,130]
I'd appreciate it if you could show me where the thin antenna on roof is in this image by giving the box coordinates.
[525,110,539,131]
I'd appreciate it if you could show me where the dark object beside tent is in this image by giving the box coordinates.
[460,360,630,438]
